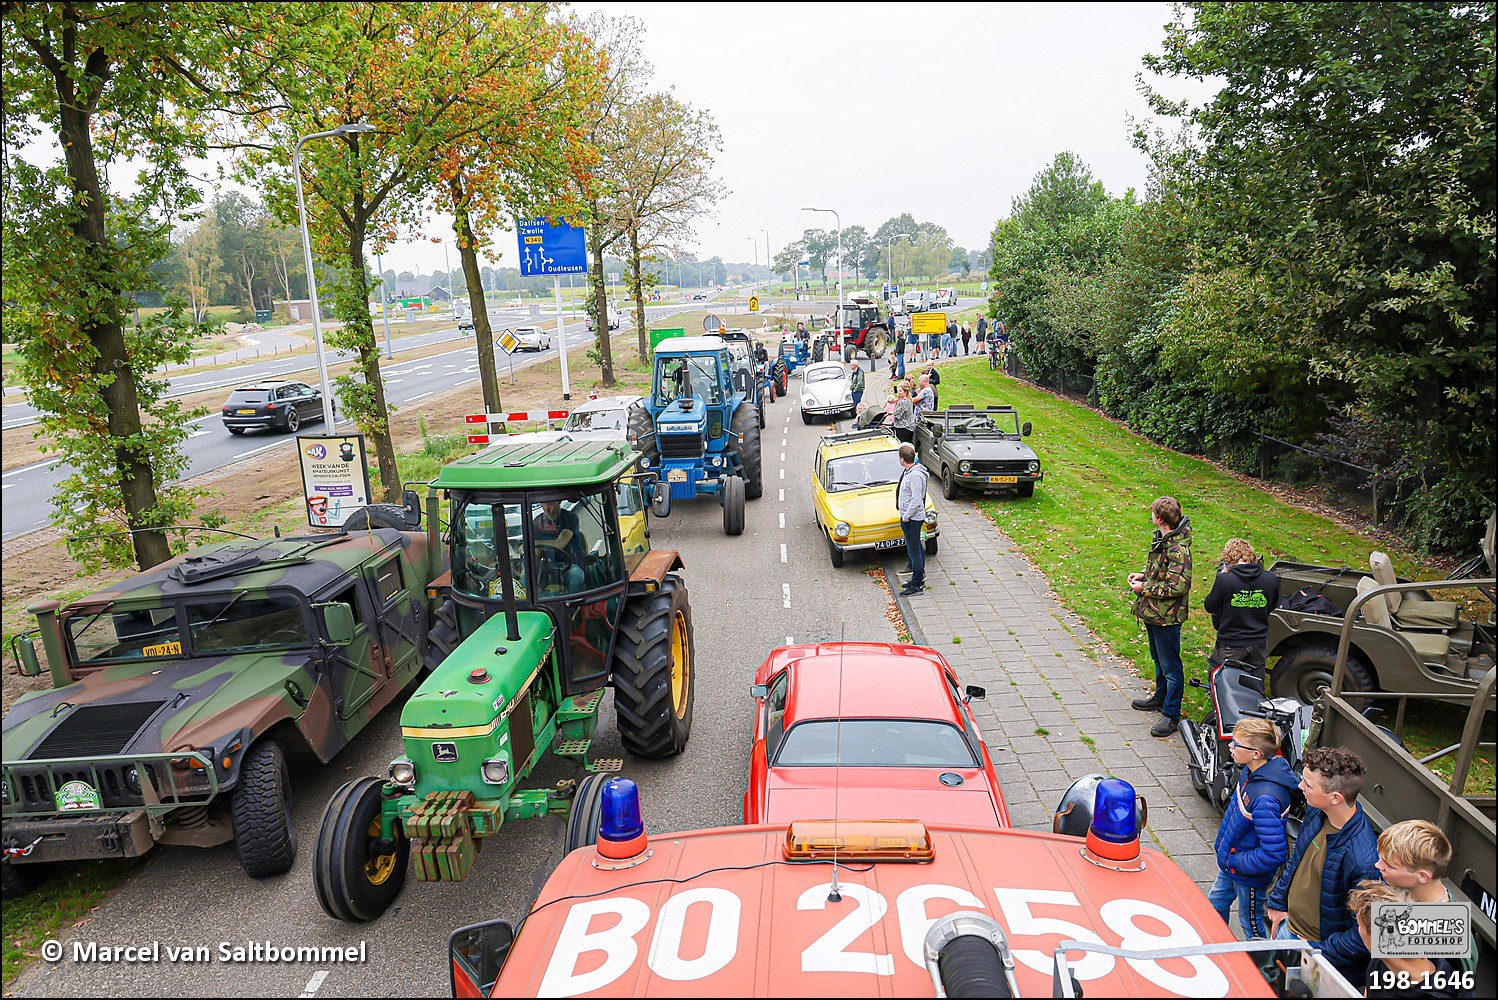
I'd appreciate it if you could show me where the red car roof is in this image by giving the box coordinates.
[778,646,963,727]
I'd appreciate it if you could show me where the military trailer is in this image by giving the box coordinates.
[2,506,442,897]
[914,405,1043,499]
[313,440,694,922]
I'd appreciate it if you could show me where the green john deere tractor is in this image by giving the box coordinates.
[313,439,693,922]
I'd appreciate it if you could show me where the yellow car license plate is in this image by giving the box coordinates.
[237,408,257,415]
[987,475,1019,484]
[667,469,688,483]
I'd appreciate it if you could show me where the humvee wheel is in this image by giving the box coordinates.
[730,403,763,500]
[315,777,410,923]
[232,741,297,878]
[723,476,746,535]
[612,578,694,757]
[1,858,45,899]
[565,773,612,853]
[1271,643,1375,704]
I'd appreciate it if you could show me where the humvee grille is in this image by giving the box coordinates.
[28,701,167,759]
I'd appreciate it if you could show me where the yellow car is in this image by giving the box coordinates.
[812,429,938,567]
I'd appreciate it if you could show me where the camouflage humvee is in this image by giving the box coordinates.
[2,517,443,897]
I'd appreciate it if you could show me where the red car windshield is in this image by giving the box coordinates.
[774,719,976,767]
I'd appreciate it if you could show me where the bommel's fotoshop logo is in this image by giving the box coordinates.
[1371,901,1471,958]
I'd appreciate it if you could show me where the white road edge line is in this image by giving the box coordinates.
[782,583,791,609]
[300,970,329,997]
[3,457,62,478]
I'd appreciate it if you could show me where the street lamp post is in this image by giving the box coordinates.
[885,232,911,307]
[374,249,394,359]
[761,229,770,288]
[802,207,842,321]
[294,122,375,427]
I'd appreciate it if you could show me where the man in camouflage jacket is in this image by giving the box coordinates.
[1128,496,1194,736]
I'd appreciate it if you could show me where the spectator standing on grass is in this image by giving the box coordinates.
[1128,496,1193,737]
[891,386,916,444]
[1266,746,1381,987]
[914,374,936,417]
[895,443,929,596]
[1209,718,1297,938]
[926,363,941,411]
[1348,879,1474,999]
[1203,538,1279,672]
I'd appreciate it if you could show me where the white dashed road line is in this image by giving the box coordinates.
[299,971,329,997]
[782,583,792,608]
[779,469,784,479]
[786,635,794,645]
[780,543,787,564]
[778,489,784,501]
[779,512,785,528]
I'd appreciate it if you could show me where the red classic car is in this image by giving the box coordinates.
[742,642,1010,828]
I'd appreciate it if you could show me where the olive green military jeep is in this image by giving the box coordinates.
[2,505,442,897]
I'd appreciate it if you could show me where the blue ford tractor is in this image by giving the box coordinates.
[624,336,762,536]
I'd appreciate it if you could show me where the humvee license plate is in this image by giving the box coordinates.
[667,469,688,483]
[874,537,904,550]
[237,408,257,415]
[987,475,1019,484]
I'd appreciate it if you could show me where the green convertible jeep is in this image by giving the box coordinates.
[2,508,443,897]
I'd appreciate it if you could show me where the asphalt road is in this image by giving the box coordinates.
[0,304,708,542]
[11,375,897,997]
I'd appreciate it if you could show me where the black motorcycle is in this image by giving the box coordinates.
[1179,659,1313,821]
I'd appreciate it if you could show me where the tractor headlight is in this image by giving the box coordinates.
[834,521,851,539]
[638,456,649,470]
[1027,460,1039,474]
[959,461,972,474]
[388,758,416,788]
[924,510,938,525]
[710,455,721,466]
[481,758,510,786]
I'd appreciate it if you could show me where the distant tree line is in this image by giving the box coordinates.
[773,215,989,290]
[989,3,1494,551]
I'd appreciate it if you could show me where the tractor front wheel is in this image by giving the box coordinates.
[566,773,613,853]
[314,777,410,923]
[612,577,695,757]
[723,476,746,535]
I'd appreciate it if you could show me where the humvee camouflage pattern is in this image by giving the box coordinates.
[2,525,442,894]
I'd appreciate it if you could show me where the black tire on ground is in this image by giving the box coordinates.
[801,410,812,425]
[776,362,788,395]
[313,777,410,923]
[758,395,766,428]
[925,535,938,556]
[285,408,301,434]
[425,597,460,671]
[866,328,888,361]
[842,344,854,364]
[1,858,44,899]
[625,405,659,466]
[228,427,245,435]
[232,741,297,879]
[565,773,612,854]
[729,404,762,499]
[1017,482,1035,498]
[1271,644,1376,704]
[723,475,746,535]
[813,341,825,363]
[942,465,959,501]
[611,577,694,757]
[340,503,411,533]
[827,534,845,568]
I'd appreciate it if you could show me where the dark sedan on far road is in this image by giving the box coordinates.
[221,379,329,435]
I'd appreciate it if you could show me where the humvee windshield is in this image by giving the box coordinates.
[67,596,312,663]
[948,411,1020,437]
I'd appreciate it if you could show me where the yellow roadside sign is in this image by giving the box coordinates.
[911,311,947,335]
[497,329,520,354]
[748,294,760,313]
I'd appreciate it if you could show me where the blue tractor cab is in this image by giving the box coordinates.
[641,336,762,535]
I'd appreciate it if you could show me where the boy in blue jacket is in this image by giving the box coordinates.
[1209,718,1298,937]
[1267,746,1381,986]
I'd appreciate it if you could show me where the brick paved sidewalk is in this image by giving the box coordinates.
[891,496,1225,893]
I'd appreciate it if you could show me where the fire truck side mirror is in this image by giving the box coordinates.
[448,919,515,998]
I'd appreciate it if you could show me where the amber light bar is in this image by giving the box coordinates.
[783,820,934,862]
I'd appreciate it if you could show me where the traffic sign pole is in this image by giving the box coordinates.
[554,276,570,400]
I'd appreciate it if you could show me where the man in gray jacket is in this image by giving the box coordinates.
[896,442,930,596]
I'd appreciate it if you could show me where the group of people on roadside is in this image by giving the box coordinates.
[1126,496,1475,997]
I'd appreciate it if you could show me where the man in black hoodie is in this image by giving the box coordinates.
[1204,538,1279,672]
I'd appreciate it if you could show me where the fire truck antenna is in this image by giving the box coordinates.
[828,625,845,903]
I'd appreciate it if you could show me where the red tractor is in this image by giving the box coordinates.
[832,297,890,366]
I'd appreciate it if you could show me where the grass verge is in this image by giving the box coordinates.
[934,356,1494,790]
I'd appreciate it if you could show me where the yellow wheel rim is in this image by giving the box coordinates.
[669,609,690,718]
[364,817,397,886]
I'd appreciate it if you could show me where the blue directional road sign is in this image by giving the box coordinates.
[517,218,588,276]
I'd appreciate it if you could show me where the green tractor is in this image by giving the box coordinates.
[313,440,693,922]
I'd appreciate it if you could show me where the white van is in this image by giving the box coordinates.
[902,289,931,313]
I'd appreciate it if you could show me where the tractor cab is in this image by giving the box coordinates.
[432,440,650,696]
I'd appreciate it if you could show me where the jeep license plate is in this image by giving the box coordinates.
[667,469,688,483]
[873,537,904,550]
[987,475,1019,484]
[237,408,257,415]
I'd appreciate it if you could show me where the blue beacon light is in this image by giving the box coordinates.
[597,778,648,860]
[1083,777,1144,868]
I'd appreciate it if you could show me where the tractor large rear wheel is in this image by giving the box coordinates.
[426,598,461,672]
[625,405,658,466]
[612,578,694,757]
[314,777,409,922]
[866,327,888,361]
[730,403,762,499]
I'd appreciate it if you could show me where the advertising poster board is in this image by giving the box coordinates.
[298,434,373,528]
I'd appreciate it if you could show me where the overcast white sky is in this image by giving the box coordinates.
[376,1,1210,276]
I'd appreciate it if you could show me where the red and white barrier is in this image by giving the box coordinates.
[465,410,570,445]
